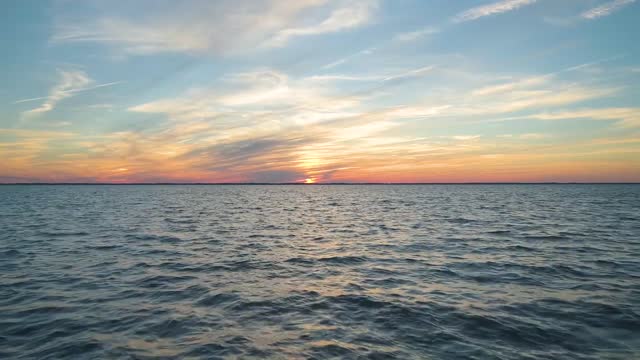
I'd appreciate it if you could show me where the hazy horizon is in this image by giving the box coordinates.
[2,181,640,185]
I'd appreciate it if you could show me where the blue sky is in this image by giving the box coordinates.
[1,0,639,182]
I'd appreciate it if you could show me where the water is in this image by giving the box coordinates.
[0,185,639,359]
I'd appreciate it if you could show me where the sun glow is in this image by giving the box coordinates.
[304,178,316,184]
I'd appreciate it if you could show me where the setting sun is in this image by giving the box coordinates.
[304,178,316,184]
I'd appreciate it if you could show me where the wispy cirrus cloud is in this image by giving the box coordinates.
[52,0,376,56]
[393,26,440,42]
[470,56,623,97]
[527,108,640,128]
[321,47,376,69]
[309,64,435,83]
[15,81,121,105]
[580,0,636,19]
[453,0,537,23]
[498,133,548,140]
[16,70,121,117]
[264,0,377,47]
[467,86,619,116]
[53,0,318,55]
[471,75,550,96]
[129,69,365,131]
[450,135,481,141]
[18,70,96,117]
[381,65,435,81]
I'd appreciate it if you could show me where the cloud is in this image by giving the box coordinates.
[497,133,547,139]
[471,75,550,96]
[264,0,377,47]
[183,135,310,164]
[383,105,452,119]
[175,131,330,179]
[382,65,435,81]
[476,87,618,115]
[519,133,548,139]
[21,70,92,116]
[130,69,364,123]
[461,64,621,117]
[308,64,436,83]
[247,170,307,183]
[52,0,375,56]
[451,135,481,141]
[120,66,465,182]
[217,71,298,107]
[321,47,375,69]
[468,57,621,96]
[453,0,537,23]
[394,27,439,42]
[306,74,383,82]
[0,128,76,175]
[129,96,219,121]
[15,81,121,106]
[334,121,398,141]
[127,64,626,183]
[52,0,329,55]
[527,108,640,127]
[8,53,637,183]
[581,0,636,19]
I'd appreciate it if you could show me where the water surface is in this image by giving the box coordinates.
[1,185,639,359]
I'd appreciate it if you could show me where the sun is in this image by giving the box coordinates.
[304,178,316,184]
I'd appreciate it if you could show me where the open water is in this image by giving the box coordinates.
[0,184,639,359]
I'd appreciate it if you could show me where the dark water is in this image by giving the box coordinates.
[1,185,639,359]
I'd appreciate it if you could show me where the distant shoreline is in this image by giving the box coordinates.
[1,183,639,185]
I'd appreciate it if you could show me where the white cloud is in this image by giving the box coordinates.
[472,76,550,96]
[470,57,623,97]
[383,65,435,81]
[384,105,452,119]
[453,0,537,23]
[581,0,636,19]
[129,69,363,125]
[264,0,377,47]
[394,27,439,42]
[528,108,640,127]
[306,74,383,82]
[497,133,548,140]
[335,121,398,140]
[22,70,91,116]
[308,64,436,83]
[321,47,376,69]
[519,133,548,139]
[15,81,122,106]
[481,87,618,115]
[53,0,376,55]
[129,96,219,121]
[216,70,361,110]
[451,135,481,141]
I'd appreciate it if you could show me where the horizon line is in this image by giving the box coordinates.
[1,182,639,185]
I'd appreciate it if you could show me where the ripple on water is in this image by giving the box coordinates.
[0,184,639,359]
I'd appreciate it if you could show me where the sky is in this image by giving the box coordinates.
[1,0,639,183]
